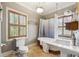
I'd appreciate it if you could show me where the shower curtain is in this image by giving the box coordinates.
[39,18,55,38]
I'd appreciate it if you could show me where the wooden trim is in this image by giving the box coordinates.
[62,17,64,35]
[18,15,20,36]
[8,35,26,39]
[8,10,27,39]
[9,24,26,27]
[8,10,10,38]
[58,14,73,38]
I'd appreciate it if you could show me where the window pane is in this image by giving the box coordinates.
[9,12,19,24]
[24,16,26,25]
[20,16,26,25]
[14,14,19,24]
[58,18,63,26]
[20,27,26,35]
[9,11,27,38]
[58,28,62,35]
[10,26,15,36]
[14,26,18,36]
[64,16,72,26]
[10,26,18,37]
[10,12,15,24]
[64,28,71,36]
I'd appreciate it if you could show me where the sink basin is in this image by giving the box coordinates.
[54,39,72,46]
[38,37,72,46]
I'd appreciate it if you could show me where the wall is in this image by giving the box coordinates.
[76,3,79,29]
[45,4,76,19]
[1,2,40,53]
[76,3,79,14]
[44,3,76,39]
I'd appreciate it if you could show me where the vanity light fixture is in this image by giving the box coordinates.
[36,2,44,14]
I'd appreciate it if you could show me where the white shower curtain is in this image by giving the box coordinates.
[39,18,55,38]
[39,19,45,37]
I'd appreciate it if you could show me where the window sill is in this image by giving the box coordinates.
[7,37,28,41]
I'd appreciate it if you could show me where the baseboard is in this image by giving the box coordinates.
[2,50,14,57]
[27,42,37,48]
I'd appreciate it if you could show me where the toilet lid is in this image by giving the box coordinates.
[16,39,25,47]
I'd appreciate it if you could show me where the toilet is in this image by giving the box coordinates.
[16,38,28,57]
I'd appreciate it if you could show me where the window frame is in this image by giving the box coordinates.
[58,14,73,38]
[8,10,27,39]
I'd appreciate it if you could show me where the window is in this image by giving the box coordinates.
[58,15,73,38]
[8,10,27,39]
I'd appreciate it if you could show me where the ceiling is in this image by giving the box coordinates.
[16,2,76,16]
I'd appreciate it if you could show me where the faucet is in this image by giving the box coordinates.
[72,33,76,46]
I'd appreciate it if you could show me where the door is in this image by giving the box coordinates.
[0,21,2,57]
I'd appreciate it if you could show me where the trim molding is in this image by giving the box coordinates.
[6,7,29,41]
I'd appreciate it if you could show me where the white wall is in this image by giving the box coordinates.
[1,2,39,44]
[1,2,39,52]
[28,24,38,42]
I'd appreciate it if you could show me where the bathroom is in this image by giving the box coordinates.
[0,2,79,57]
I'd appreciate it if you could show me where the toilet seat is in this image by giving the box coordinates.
[19,46,28,52]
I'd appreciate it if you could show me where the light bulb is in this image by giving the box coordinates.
[36,7,44,14]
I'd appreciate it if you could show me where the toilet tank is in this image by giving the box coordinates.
[16,39,26,47]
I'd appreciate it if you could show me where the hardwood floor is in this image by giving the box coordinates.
[27,45,60,57]
[7,44,60,57]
